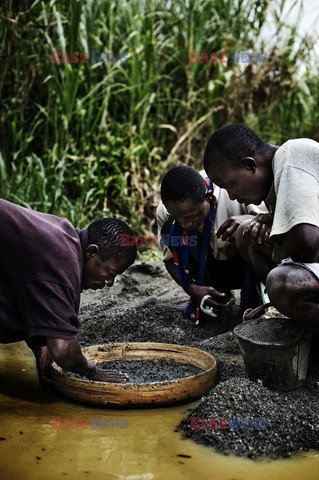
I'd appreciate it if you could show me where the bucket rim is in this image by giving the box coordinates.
[233,317,311,348]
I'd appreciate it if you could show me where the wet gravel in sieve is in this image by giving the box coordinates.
[97,360,202,383]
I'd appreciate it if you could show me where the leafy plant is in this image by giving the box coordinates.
[0,0,318,249]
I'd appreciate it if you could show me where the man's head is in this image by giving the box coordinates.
[161,166,213,230]
[203,123,276,205]
[82,218,137,290]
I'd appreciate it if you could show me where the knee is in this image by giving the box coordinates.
[266,266,299,306]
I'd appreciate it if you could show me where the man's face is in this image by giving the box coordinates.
[82,246,130,290]
[207,161,269,206]
[165,197,211,230]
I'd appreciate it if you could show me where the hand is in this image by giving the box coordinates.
[242,213,273,246]
[217,215,254,242]
[88,363,129,383]
[188,284,230,311]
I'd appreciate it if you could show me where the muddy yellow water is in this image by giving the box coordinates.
[1,342,319,480]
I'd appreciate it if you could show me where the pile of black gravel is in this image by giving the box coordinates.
[179,377,319,459]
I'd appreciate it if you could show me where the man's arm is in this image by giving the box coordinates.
[46,337,128,382]
[280,224,319,262]
[19,283,128,387]
[27,337,128,390]
[165,258,181,284]
[165,258,228,310]
[47,337,95,376]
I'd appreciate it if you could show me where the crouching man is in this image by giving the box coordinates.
[0,199,137,388]
[203,123,319,334]
[157,166,267,323]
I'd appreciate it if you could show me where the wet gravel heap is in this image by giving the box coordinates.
[98,360,202,383]
[179,377,319,459]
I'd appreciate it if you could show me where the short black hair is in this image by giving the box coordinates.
[203,123,269,172]
[161,166,207,205]
[88,218,136,265]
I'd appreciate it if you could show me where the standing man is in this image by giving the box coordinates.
[0,198,137,388]
[203,123,319,334]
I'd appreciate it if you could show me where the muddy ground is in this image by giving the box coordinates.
[79,261,319,459]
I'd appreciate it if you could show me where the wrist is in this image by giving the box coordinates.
[85,362,97,380]
[188,283,196,296]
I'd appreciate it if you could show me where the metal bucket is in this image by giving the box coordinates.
[233,304,312,391]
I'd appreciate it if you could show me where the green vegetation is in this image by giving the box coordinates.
[0,0,318,257]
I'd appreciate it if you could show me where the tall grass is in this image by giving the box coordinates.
[0,0,318,250]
